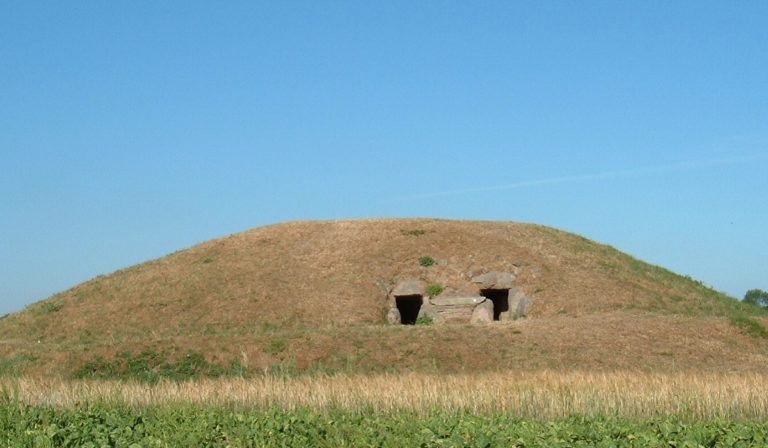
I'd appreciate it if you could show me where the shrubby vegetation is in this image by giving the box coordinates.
[744,289,768,308]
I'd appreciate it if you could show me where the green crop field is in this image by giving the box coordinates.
[3,403,768,447]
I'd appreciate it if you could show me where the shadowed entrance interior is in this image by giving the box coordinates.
[480,289,509,321]
[395,295,423,325]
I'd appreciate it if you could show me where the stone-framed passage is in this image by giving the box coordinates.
[395,295,423,325]
[480,289,509,321]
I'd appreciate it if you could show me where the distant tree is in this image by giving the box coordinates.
[744,289,768,308]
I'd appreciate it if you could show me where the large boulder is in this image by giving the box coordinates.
[417,300,439,324]
[470,298,493,324]
[471,271,515,290]
[386,307,401,325]
[509,288,530,318]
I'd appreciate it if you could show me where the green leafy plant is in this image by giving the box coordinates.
[3,408,768,446]
[419,256,436,267]
[426,283,444,298]
[415,315,433,326]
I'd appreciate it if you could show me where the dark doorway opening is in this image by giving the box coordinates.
[395,295,423,325]
[481,289,509,321]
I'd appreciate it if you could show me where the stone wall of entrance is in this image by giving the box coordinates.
[386,271,529,325]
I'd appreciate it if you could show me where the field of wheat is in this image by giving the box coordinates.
[4,370,768,420]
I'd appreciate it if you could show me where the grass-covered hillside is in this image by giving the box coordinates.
[0,219,766,378]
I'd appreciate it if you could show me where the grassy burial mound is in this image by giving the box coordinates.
[0,219,766,378]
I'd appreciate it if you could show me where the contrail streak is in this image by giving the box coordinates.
[404,153,767,200]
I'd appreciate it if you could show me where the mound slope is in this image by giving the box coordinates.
[1,219,766,376]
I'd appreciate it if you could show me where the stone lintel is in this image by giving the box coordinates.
[430,296,486,307]
[392,279,425,297]
[471,271,515,290]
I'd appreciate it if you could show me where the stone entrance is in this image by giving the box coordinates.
[480,289,509,321]
[472,271,522,322]
[386,279,427,325]
[395,295,422,325]
[386,272,529,325]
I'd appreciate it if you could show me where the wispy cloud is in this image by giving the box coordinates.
[404,153,768,200]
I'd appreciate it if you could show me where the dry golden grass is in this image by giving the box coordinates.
[5,371,768,420]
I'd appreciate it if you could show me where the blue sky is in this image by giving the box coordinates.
[1,1,767,316]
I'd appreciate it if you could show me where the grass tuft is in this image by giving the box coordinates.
[415,315,433,326]
[267,339,287,355]
[426,284,444,298]
[400,229,428,237]
[419,256,436,267]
